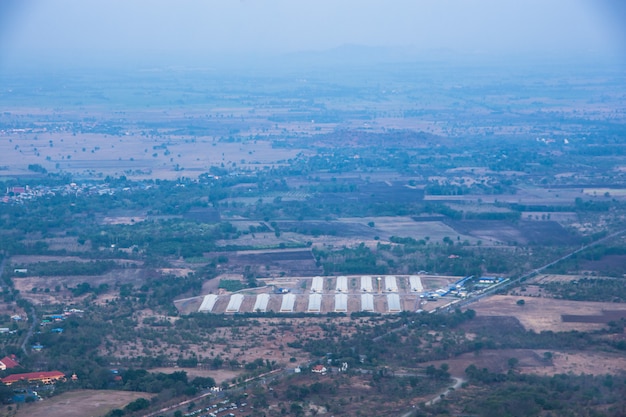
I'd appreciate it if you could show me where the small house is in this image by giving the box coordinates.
[312,365,327,374]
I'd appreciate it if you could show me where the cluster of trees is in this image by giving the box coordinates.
[314,243,388,275]
[457,366,626,417]
[84,219,238,258]
[300,310,476,363]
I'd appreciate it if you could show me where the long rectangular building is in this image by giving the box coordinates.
[280,294,296,312]
[2,371,65,386]
[387,293,401,312]
[361,276,373,292]
[361,293,374,311]
[336,276,348,292]
[385,276,398,292]
[311,276,324,293]
[409,275,423,292]
[335,293,348,312]
[253,294,270,312]
[198,294,218,312]
[226,294,244,313]
[308,294,322,312]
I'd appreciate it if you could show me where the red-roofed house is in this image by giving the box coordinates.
[0,355,20,370]
[2,371,65,386]
[312,365,327,374]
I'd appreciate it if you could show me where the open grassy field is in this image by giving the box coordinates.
[0,131,301,180]
[13,390,151,417]
[470,295,626,332]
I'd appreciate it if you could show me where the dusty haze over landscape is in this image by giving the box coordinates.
[1,0,625,70]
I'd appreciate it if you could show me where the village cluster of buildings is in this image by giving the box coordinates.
[2,181,144,205]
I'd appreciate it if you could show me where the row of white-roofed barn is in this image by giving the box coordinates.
[197,293,408,313]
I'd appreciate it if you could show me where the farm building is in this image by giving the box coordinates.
[385,276,398,292]
[409,275,423,292]
[253,294,270,312]
[0,355,19,371]
[225,294,244,313]
[198,294,218,312]
[280,294,296,312]
[2,371,65,386]
[311,276,324,293]
[308,294,322,312]
[361,276,373,292]
[312,365,327,374]
[335,293,348,312]
[387,294,402,312]
[361,293,375,311]
[336,276,348,292]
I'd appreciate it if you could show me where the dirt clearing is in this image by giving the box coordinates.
[15,390,151,417]
[470,295,626,332]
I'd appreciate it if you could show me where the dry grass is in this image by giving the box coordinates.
[471,295,626,332]
[13,390,151,417]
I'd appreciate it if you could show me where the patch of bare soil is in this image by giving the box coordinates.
[470,295,626,332]
[15,390,151,417]
[446,219,582,246]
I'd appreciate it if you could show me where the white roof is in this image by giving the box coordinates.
[253,294,270,312]
[361,276,373,292]
[387,293,401,312]
[385,276,398,292]
[409,276,423,292]
[361,293,374,311]
[308,293,322,312]
[335,293,348,312]
[225,294,244,312]
[198,294,218,312]
[311,276,324,292]
[336,276,348,292]
[280,293,296,312]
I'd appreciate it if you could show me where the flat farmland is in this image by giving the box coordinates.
[339,216,477,243]
[423,186,588,206]
[15,390,152,417]
[0,131,302,179]
[211,247,322,277]
[470,295,626,332]
[446,219,582,246]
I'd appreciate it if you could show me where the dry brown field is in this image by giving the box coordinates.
[420,348,626,379]
[0,132,302,180]
[470,295,626,332]
[12,390,151,417]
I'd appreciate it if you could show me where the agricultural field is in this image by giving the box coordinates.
[13,390,152,417]
[469,295,626,332]
[0,50,625,417]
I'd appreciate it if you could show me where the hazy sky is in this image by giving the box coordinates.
[1,0,625,69]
